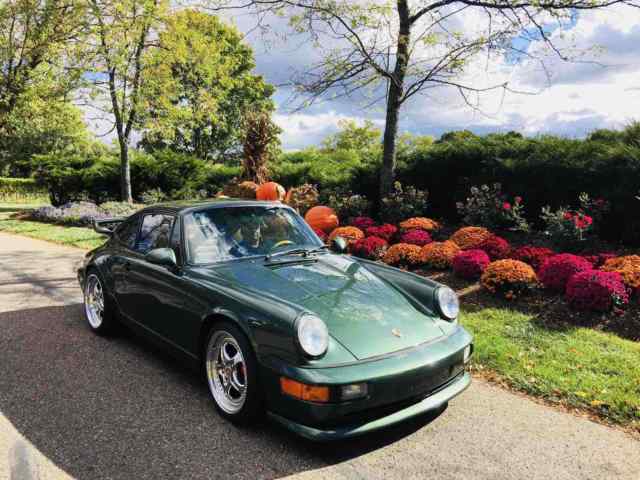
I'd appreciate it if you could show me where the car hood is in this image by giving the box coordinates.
[209,254,445,360]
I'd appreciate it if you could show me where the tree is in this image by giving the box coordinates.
[210,0,637,197]
[139,9,275,162]
[322,119,381,152]
[0,0,87,157]
[0,80,90,176]
[87,0,165,203]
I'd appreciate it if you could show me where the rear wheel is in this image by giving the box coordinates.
[205,322,263,425]
[83,270,116,335]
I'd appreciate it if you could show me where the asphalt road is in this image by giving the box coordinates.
[1,231,639,480]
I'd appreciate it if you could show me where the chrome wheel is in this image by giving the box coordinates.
[206,331,248,415]
[84,274,104,329]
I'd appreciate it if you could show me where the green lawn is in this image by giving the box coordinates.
[462,307,640,431]
[0,217,106,249]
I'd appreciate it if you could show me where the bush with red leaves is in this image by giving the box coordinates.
[350,216,376,230]
[478,234,511,260]
[453,249,490,280]
[565,270,629,312]
[582,252,618,268]
[351,236,388,260]
[509,246,555,272]
[538,254,593,292]
[399,229,432,246]
[366,224,398,242]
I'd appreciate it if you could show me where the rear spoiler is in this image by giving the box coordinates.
[93,217,125,235]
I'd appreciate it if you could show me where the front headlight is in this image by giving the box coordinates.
[296,313,329,357]
[435,286,459,321]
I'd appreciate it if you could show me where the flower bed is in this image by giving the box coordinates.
[328,226,364,245]
[398,217,440,232]
[480,259,538,299]
[565,270,629,312]
[351,236,387,260]
[365,224,397,242]
[450,226,491,250]
[28,201,140,227]
[478,234,511,260]
[538,254,593,292]
[453,250,490,280]
[399,229,432,246]
[420,241,461,269]
[601,255,640,291]
[509,246,555,272]
[382,243,422,268]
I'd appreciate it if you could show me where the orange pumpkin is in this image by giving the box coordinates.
[256,182,286,201]
[305,206,339,234]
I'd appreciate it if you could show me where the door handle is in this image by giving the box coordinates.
[124,261,131,271]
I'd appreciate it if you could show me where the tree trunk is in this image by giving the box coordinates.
[119,139,133,203]
[379,0,411,200]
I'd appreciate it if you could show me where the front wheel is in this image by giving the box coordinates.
[205,322,263,425]
[83,271,116,335]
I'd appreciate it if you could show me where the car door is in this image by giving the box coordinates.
[109,213,144,304]
[120,213,205,355]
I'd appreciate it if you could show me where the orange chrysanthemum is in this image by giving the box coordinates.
[450,226,492,250]
[480,259,538,299]
[419,240,461,269]
[382,243,422,267]
[328,226,364,245]
[601,255,640,290]
[399,217,441,232]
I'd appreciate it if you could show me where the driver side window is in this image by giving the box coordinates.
[135,214,175,254]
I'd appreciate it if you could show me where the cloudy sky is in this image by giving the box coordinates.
[223,3,640,150]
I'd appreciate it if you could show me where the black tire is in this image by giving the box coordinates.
[83,268,117,336]
[204,322,264,425]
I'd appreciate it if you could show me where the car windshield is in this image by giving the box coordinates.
[184,206,323,264]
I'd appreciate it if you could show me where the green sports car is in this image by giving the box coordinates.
[78,199,473,441]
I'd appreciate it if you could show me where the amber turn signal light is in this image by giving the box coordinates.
[280,377,330,402]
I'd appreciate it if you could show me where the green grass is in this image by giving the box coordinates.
[0,218,106,249]
[462,307,640,430]
[0,202,48,212]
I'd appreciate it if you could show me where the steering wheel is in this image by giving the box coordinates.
[270,240,294,251]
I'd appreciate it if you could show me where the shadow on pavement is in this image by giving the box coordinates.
[0,304,446,480]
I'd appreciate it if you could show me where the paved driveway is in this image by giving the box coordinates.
[1,231,639,480]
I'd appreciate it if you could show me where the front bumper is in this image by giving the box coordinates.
[261,325,473,441]
[269,371,470,441]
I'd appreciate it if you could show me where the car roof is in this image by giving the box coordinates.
[139,198,286,216]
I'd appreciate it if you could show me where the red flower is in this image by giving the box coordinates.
[563,212,573,220]
[365,224,397,242]
[538,254,593,292]
[566,270,629,312]
[399,229,432,247]
[478,234,511,260]
[351,236,388,260]
[503,202,511,210]
[510,246,555,272]
[514,196,523,204]
[453,249,490,280]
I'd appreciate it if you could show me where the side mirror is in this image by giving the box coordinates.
[145,248,177,268]
[330,236,348,254]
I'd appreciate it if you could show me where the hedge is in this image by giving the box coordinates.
[0,177,48,203]
[28,130,640,244]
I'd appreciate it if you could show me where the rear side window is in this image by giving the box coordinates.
[115,216,141,250]
[135,214,175,253]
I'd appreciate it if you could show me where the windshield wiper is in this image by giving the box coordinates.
[265,245,328,262]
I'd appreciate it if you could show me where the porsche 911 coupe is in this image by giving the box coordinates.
[78,199,473,441]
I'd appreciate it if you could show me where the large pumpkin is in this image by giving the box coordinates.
[305,206,339,234]
[256,182,286,201]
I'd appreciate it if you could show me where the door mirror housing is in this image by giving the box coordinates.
[330,236,348,254]
[145,248,177,268]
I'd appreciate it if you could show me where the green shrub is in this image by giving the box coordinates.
[0,177,48,203]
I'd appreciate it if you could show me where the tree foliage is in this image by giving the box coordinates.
[139,9,275,162]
